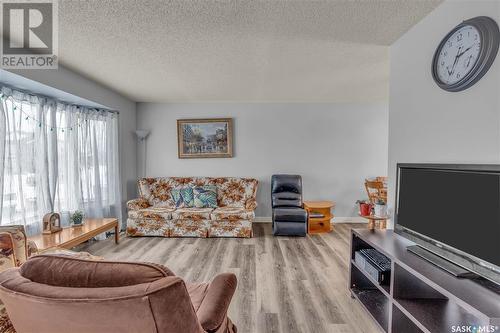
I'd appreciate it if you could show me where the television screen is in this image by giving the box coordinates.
[396,166,500,268]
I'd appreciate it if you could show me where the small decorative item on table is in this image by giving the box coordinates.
[303,201,335,234]
[42,213,62,235]
[373,198,387,217]
[70,211,84,227]
[356,199,372,216]
[359,199,388,230]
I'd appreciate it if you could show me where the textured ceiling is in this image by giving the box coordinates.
[57,0,442,102]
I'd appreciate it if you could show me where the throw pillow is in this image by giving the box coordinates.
[193,185,218,208]
[171,187,194,208]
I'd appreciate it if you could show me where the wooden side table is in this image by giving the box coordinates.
[303,201,335,234]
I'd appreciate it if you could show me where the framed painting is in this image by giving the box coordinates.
[177,118,233,158]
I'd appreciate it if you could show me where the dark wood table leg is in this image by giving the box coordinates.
[114,223,120,244]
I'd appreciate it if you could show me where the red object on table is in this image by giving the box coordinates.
[359,203,372,216]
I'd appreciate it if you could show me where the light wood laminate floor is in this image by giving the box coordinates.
[82,223,381,333]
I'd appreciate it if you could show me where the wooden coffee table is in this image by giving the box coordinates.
[28,218,119,251]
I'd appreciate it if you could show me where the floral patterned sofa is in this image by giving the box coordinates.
[126,177,258,238]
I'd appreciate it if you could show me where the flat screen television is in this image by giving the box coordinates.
[394,163,500,285]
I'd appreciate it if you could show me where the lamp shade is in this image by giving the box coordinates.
[135,130,150,140]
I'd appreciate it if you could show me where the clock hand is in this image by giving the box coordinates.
[466,54,473,67]
[457,46,472,59]
[451,45,474,74]
[448,46,462,76]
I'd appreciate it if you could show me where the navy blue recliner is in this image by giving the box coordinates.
[271,175,307,236]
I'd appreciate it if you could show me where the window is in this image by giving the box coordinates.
[0,87,121,235]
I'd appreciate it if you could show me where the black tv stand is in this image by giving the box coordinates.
[349,229,500,333]
[406,245,478,279]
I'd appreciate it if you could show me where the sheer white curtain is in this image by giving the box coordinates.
[0,86,122,236]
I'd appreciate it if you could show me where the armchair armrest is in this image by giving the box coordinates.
[245,198,258,210]
[0,227,32,267]
[0,232,16,268]
[127,198,150,210]
[197,273,237,332]
[27,240,38,258]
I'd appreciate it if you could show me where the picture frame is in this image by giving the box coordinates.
[177,118,233,158]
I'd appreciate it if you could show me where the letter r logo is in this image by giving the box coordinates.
[2,2,53,54]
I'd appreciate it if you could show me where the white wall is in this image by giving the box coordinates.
[4,66,138,219]
[137,103,388,218]
[388,1,500,227]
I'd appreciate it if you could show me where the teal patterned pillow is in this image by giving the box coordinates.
[171,187,194,208]
[193,185,218,208]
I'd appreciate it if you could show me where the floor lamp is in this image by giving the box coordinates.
[135,130,150,177]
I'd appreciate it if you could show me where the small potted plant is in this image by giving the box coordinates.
[373,198,387,217]
[356,199,372,216]
[70,210,84,227]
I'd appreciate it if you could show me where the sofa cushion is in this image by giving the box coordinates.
[138,178,176,207]
[210,207,255,221]
[171,187,194,208]
[128,207,174,220]
[170,219,209,238]
[126,218,171,237]
[193,185,217,208]
[172,208,214,220]
[214,178,258,208]
[208,220,253,238]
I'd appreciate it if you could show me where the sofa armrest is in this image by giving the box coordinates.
[245,198,258,210]
[197,273,237,332]
[127,198,150,210]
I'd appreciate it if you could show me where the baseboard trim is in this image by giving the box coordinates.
[253,216,367,223]
[333,217,367,223]
[253,217,272,223]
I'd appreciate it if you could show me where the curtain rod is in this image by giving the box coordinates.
[0,83,120,114]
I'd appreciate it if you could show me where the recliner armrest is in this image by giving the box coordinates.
[196,273,237,332]
[127,198,150,210]
[273,207,308,223]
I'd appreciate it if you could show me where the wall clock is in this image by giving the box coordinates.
[432,16,499,92]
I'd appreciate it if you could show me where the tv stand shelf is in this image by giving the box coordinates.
[349,229,500,333]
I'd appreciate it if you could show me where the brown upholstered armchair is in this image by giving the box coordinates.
[0,225,39,269]
[0,255,237,333]
[0,225,39,333]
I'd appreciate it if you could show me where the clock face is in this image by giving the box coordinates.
[435,25,482,85]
